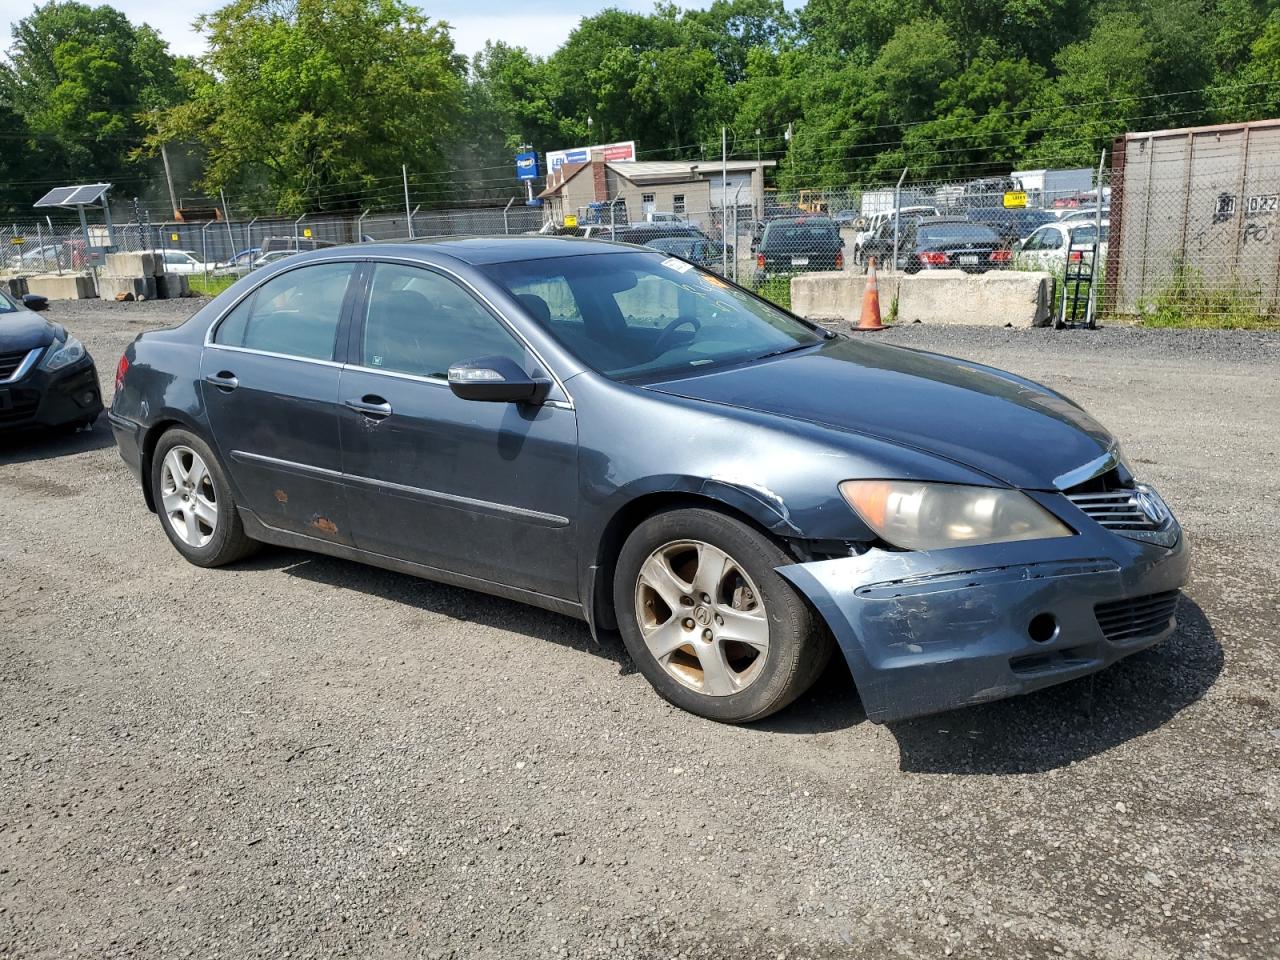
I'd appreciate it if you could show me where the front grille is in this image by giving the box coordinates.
[1095,591,1179,643]
[1065,489,1162,532]
[0,349,33,381]
[0,388,41,424]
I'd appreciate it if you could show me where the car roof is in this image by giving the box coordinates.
[280,235,642,268]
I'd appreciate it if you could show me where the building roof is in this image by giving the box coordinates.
[537,160,589,199]
[609,160,776,184]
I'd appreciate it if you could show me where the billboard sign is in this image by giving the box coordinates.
[546,140,636,174]
[515,152,539,181]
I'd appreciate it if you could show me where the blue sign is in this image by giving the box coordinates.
[516,152,539,181]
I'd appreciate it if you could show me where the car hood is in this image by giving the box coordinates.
[644,338,1115,490]
[0,311,57,353]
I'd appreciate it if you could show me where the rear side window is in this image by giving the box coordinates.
[762,221,839,248]
[213,262,356,361]
[359,263,525,378]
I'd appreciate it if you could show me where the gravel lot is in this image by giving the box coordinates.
[2,299,1278,960]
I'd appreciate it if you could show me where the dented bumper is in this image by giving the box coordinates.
[777,507,1190,723]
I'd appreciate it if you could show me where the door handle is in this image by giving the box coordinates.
[205,371,238,391]
[344,395,393,420]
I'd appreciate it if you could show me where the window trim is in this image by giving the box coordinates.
[204,256,366,363]
[345,256,576,409]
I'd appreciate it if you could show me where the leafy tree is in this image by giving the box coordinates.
[156,0,466,213]
[1,2,181,186]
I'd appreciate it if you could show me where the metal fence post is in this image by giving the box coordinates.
[503,197,514,235]
[893,167,907,274]
[294,213,306,249]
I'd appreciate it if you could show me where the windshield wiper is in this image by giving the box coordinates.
[754,341,822,362]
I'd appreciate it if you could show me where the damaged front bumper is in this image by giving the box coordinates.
[778,493,1190,723]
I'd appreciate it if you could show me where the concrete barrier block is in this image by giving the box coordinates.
[4,276,29,298]
[99,275,158,301]
[25,273,97,300]
[104,251,162,277]
[156,273,190,299]
[791,270,1052,327]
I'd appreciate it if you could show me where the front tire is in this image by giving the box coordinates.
[613,507,833,723]
[150,428,257,567]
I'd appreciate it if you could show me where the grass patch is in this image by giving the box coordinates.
[187,273,237,297]
[755,275,792,310]
[1133,263,1278,330]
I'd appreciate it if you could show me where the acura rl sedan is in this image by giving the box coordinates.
[108,238,1188,724]
[1,288,103,432]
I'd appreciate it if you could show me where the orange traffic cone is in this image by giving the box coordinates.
[853,257,888,331]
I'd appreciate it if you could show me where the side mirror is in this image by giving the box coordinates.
[448,355,550,404]
[22,293,49,311]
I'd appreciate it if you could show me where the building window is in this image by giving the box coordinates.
[673,194,685,214]
[641,192,655,205]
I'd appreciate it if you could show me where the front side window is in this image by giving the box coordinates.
[361,263,525,378]
[484,251,823,382]
[213,261,356,361]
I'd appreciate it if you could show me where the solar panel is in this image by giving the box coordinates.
[33,183,111,208]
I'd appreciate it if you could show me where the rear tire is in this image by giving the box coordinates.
[614,507,834,724]
[150,428,258,567]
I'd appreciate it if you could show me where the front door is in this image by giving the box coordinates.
[338,261,579,601]
[200,260,361,543]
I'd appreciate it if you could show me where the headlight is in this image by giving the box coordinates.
[839,480,1073,551]
[39,335,85,372]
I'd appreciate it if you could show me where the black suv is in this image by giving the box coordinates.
[753,216,844,281]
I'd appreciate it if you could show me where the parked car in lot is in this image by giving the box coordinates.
[966,208,1059,245]
[863,216,1012,272]
[1014,221,1110,273]
[214,248,262,274]
[0,287,103,432]
[110,238,1188,724]
[1059,207,1110,223]
[753,216,844,280]
[137,249,211,276]
[643,235,726,268]
[852,205,940,263]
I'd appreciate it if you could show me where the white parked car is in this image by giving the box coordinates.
[1015,220,1109,272]
[140,249,210,276]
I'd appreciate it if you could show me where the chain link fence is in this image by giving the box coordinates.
[4,146,1278,327]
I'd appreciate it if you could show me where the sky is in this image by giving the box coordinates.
[0,1,750,61]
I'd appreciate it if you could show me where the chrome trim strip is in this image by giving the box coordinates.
[1053,448,1119,490]
[342,472,569,527]
[205,343,345,368]
[0,347,43,384]
[230,449,344,480]
[229,449,568,527]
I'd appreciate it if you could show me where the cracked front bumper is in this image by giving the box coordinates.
[778,498,1190,723]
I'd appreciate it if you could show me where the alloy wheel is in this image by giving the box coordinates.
[633,539,770,697]
[160,445,217,548]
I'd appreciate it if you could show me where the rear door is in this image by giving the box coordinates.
[200,260,361,543]
[337,260,580,601]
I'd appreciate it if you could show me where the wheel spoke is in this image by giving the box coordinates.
[639,553,690,610]
[183,506,201,544]
[642,618,689,661]
[187,457,208,492]
[165,449,188,485]
[717,605,769,653]
[695,641,738,696]
[691,543,731,600]
[192,497,217,528]
[160,489,184,514]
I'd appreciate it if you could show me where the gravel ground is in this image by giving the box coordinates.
[2,299,1278,960]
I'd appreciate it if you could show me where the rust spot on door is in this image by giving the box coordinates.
[273,489,288,503]
[310,515,338,535]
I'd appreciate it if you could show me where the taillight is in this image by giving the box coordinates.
[835,250,844,269]
[114,354,129,391]
[1069,251,1083,263]
[920,251,949,266]
[756,253,765,269]
[990,248,1012,263]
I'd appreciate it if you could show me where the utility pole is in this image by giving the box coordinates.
[721,125,728,275]
[160,142,179,220]
[403,164,415,240]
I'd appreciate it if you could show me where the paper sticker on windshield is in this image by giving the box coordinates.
[661,257,694,274]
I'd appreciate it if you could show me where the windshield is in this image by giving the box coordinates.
[482,251,824,382]
[0,290,17,313]
[1070,224,1110,242]
[918,223,999,243]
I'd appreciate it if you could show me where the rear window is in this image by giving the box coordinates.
[762,220,839,247]
[918,223,1000,244]
[1070,224,1110,243]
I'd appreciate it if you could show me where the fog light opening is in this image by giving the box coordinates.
[1028,613,1059,644]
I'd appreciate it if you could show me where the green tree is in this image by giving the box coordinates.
[157,0,466,213]
[1,2,181,187]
